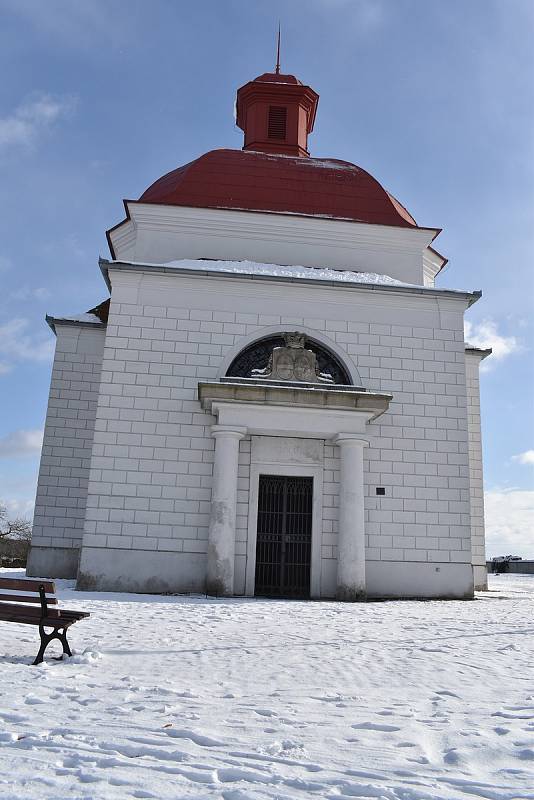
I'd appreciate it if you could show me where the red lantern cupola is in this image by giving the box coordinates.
[236,70,319,158]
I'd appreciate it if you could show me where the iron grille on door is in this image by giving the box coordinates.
[255,475,313,598]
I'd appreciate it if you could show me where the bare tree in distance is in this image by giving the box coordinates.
[0,503,32,541]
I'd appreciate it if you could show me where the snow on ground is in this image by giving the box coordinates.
[0,570,533,800]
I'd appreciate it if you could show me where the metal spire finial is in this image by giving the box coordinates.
[275,23,281,74]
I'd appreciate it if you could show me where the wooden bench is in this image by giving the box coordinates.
[0,577,90,665]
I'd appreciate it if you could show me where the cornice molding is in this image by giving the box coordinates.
[126,202,436,251]
[108,204,439,280]
[102,259,481,309]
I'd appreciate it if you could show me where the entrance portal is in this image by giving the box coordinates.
[254,475,313,598]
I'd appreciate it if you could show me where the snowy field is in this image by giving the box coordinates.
[0,570,533,800]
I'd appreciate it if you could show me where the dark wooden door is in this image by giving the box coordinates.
[254,475,313,598]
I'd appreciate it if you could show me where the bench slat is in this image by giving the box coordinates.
[43,609,90,619]
[0,605,89,623]
[0,615,42,627]
[0,602,59,618]
[0,593,58,605]
[0,602,89,618]
[0,577,55,593]
[0,614,75,628]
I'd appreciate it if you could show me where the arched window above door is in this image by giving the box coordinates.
[226,334,352,386]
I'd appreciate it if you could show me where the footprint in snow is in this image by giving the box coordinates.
[24,695,47,705]
[0,713,29,723]
[351,722,401,732]
[443,748,461,765]
[108,778,135,787]
[314,694,356,704]
[493,711,534,720]
[264,738,306,755]
[165,728,223,747]
[78,771,102,784]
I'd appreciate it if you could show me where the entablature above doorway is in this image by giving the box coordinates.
[198,379,391,438]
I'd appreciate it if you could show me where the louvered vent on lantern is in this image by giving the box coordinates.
[268,106,287,140]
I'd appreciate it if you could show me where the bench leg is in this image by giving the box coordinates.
[58,628,72,658]
[33,626,72,665]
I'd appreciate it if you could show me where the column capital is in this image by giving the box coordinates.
[332,433,369,448]
[211,425,247,440]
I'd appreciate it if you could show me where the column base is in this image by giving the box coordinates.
[206,570,234,597]
[336,585,367,602]
[206,538,235,596]
[206,586,234,598]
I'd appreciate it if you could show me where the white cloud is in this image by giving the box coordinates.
[485,488,534,558]
[0,93,76,152]
[464,319,521,369]
[0,317,54,373]
[0,429,43,459]
[512,450,534,466]
[1,497,34,520]
[0,465,39,521]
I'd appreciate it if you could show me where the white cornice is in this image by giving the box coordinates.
[423,248,446,287]
[101,259,481,309]
[465,346,492,361]
[108,203,440,284]
[126,202,436,252]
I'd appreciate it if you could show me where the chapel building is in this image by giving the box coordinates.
[27,65,490,599]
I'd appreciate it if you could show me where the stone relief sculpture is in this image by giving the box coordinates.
[251,332,334,383]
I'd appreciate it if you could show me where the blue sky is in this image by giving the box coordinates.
[0,0,532,557]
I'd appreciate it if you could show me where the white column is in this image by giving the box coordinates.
[333,434,368,601]
[207,425,247,596]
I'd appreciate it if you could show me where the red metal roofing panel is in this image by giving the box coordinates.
[138,149,417,228]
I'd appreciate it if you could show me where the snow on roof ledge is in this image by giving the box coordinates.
[99,257,482,306]
[46,312,105,334]
[465,344,492,359]
[165,259,410,286]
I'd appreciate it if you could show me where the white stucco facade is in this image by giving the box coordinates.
[28,235,488,599]
[27,63,490,599]
[465,348,490,590]
[27,323,105,578]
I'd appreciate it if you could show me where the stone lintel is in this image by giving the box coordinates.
[198,380,391,420]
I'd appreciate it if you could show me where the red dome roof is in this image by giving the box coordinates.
[138,149,417,228]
